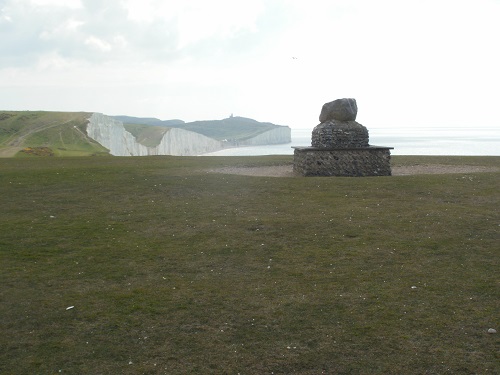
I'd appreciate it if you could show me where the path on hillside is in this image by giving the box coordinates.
[0,115,88,157]
[72,124,102,147]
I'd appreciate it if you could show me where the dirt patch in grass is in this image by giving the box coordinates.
[0,146,22,157]
[210,164,500,177]
[19,146,55,156]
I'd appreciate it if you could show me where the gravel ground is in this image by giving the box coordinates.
[210,164,499,177]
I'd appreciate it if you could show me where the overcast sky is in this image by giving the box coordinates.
[1,0,499,129]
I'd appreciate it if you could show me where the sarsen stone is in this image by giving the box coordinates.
[319,98,358,122]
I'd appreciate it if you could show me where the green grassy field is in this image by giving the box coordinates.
[0,155,498,374]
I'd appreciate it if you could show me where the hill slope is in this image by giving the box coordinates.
[113,115,185,127]
[122,123,171,148]
[177,117,288,142]
[0,111,110,157]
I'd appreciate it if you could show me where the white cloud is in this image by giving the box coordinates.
[39,18,85,40]
[0,10,12,23]
[0,0,499,128]
[176,1,265,48]
[30,0,82,8]
[84,36,112,52]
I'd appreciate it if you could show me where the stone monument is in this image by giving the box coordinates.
[293,98,393,176]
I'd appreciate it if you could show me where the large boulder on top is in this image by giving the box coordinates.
[319,98,357,122]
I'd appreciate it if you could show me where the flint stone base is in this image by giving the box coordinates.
[293,146,393,177]
[312,120,369,148]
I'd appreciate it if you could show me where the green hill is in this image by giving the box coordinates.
[0,111,110,157]
[113,115,185,127]
[116,115,288,141]
[122,123,171,148]
[176,117,284,141]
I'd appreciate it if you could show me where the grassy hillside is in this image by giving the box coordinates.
[0,111,110,157]
[123,123,171,148]
[176,117,285,141]
[113,115,185,127]
[0,155,498,374]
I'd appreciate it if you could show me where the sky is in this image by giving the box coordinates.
[1,0,499,130]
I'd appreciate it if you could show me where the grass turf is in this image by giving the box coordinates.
[0,155,498,374]
[0,111,109,157]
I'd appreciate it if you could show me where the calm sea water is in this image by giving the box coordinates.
[202,127,500,156]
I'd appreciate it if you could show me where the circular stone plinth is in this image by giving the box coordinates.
[293,146,393,177]
[311,120,369,148]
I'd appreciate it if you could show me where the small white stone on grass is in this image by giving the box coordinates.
[487,328,497,334]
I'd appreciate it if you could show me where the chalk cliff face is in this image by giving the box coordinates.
[87,113,292,156]
[87,113,224,156]
[238,127,291,146]
[159,127,224,156]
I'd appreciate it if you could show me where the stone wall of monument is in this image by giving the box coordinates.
[311,120,369,148]
[293,147,392,177]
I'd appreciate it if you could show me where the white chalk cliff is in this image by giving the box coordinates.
[238,127,291,146]
[87,113,224,156]
[87,113,292,156]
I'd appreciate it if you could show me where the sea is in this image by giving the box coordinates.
[202,127,500,156]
